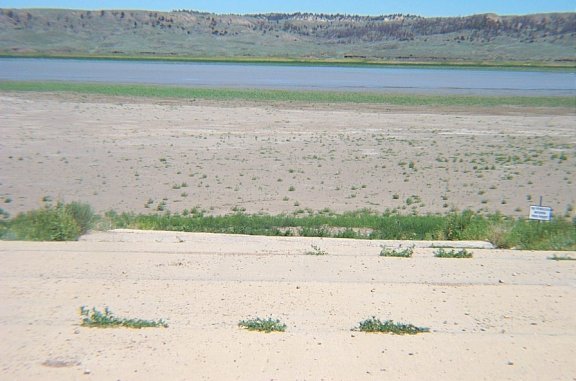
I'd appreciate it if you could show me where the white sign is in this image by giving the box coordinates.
[529,205,552,221]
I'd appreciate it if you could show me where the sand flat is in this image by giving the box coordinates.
[1,232,575,380]
[0,92,574,217]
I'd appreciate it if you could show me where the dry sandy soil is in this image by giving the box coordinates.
[0,92,574,218]
[0,230,575,380]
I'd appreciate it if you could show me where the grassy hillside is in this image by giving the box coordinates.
[0,9,574,65]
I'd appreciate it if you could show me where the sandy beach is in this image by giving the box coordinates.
[0,230,575,380]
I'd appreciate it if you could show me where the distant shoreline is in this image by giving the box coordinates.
[1,81,574,108]
[1,52,574,71]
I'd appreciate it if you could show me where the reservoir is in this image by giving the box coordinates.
[0,58,574,96]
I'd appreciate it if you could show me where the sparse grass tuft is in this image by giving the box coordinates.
[434,248,473,258]
[355,317,429,335]
[79,306,168,329]
[305,244,328,255]
[380,245,414,257]
[0,207,9,220]
[238,317,286,333]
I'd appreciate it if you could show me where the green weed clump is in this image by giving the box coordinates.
[548,254,575,261]
[355,317,429,335]
[238,317,286,333]
[434,248,473,258]
[305,244,328,255]
[80,306,168,329]
[380,245,414,257]
[439,210,487,240]
[1,201,94,241]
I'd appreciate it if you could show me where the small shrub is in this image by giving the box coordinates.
[5,202,86,241]
[434,248,473,258]
[380,245,414,258]
[79,306,168,329]
[64,202,95,235]
[355,317,429,335]
[441,210,477,240]
[486,222,513,248]
[156,201,167,211]
[238,317,286,333]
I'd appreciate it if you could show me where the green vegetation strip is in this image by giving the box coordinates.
[0,81,574,107]
[106,209,576,251]
[1,203,574,250]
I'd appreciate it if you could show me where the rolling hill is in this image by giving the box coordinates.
[0,8,575,65]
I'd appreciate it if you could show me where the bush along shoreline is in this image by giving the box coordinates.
[0,201,94,241]
[0,202,574,250]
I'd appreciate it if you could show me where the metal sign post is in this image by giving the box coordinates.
[529,196,552,222]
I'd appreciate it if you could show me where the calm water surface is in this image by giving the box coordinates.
[0,58,574,96]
